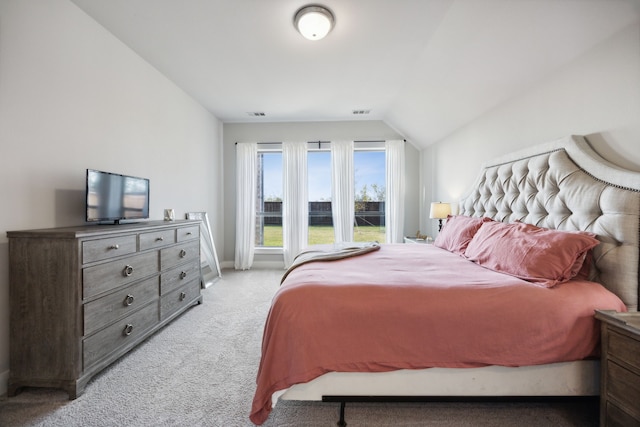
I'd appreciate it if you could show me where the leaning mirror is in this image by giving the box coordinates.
[186,212,221,287]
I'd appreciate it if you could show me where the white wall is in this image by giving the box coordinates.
[0,0,223,395]
[222,121,419,267]
[422,22,640,236]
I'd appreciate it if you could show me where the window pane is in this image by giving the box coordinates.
[308,151,334,245]
[354,150,386,243]
[256,152,282,247]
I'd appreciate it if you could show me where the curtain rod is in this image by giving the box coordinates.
[235,139,405,145]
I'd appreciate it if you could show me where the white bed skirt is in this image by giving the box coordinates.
[277,361,599,405]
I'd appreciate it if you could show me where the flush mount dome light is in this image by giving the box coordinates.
[294,5,335,41]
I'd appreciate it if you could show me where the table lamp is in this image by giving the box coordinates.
[430,202,451,232]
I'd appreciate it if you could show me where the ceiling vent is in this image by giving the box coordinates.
[352,109,371,115]
[247,112,266,117]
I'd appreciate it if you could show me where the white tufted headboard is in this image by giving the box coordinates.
[459,135,640,311]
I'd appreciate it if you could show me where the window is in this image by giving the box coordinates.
[308,150,333,245]
[255,151,282,247]
[255,142,387,248]
[354,149,386,242]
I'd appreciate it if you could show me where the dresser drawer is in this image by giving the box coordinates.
[82,235,137,264]
[160,240,199,270]
[84,276,159,336]
[139,229,175,251]
[160,261,200,295]
[607,360,640,421]
[177,225,199,242]
[606,401,640,427]
[160,280,200,321]
[609,330,640,372]
[83,301,159,369]
[83,251,159,300]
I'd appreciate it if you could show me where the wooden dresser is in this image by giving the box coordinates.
[7,220,202,399]
[595,310,640,427]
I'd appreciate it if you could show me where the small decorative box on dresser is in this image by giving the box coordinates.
[7,220,202,399]
[595,310,640,427]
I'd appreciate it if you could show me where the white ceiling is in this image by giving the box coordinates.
[70,0,639,149]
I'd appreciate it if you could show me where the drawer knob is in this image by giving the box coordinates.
[180,271,187,279]
[156,237,164,242]
[123,324,134,336]
[123,265,134,277]
[179,249,187,258]
[186,232,192,235]
[180,292,187,301]
[109,244,120,250]
[123,294,135,306]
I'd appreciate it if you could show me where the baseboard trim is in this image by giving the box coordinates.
[252,261,285,269]
[220,260,234,269]
[220,260,284,270]
[0,369,8,397]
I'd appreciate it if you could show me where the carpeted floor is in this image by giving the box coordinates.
[0,268,598,426]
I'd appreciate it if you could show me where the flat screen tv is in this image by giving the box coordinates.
[86,169,150,224]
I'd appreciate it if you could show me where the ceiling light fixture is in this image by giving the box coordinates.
[294,5,335,41]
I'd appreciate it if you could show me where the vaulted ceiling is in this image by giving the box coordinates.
[71,0,639,149]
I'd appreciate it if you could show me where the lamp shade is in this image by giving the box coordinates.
[294,5,335,40]
[429,202,451,219]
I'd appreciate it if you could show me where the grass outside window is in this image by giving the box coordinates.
[261,225,385,247]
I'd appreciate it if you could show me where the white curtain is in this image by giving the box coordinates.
[331,140,354,243]
[282,141,308,268]
[385,139,405,243]
[234,142,258,270]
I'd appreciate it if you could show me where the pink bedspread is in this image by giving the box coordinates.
[250,244,626,424]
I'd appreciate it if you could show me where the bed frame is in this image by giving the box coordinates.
[278,135,640,424]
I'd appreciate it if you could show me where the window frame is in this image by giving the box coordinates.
[253,140,387,253]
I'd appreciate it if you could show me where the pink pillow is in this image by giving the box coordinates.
[464,221,599,287]
[434,215,492,255]
[573,249,594,281]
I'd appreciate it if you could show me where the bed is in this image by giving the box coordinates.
[250,135,640,425]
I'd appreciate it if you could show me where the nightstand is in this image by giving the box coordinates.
[594,310,640,427]
[403,237,432,244]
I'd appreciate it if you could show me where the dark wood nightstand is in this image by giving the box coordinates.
[594,310,640,427]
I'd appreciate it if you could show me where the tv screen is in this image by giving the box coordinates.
[86,169,150,223]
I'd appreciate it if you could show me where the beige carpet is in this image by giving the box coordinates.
[0,268,598,426]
